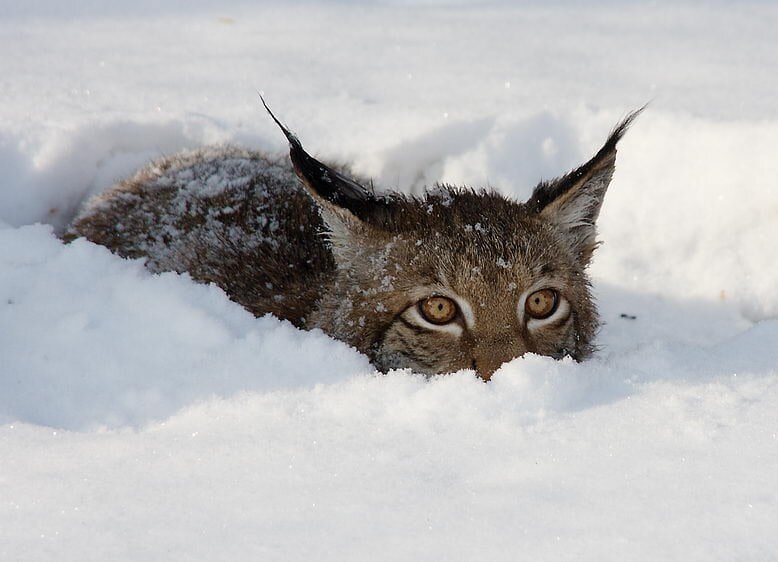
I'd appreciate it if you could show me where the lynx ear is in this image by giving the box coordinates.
[261,97,377,230]
[527,108,643,262]
[262,97,393,265]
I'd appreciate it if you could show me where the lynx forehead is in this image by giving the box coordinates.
[67,101,640,380]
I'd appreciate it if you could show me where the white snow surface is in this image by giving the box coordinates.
[2,2,778,560]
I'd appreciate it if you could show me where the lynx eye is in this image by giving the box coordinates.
[524,289,559,320]
[419,296,458,325]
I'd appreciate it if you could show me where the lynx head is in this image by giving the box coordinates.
[263,99,639,379]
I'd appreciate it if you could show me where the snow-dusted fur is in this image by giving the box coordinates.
[66,111,639,379]
[67,147,336,324]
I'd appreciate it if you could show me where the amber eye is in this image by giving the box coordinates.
[524,289,559,320]
[419,296,458,325]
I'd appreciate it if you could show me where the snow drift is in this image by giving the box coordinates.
[1,2,777,561]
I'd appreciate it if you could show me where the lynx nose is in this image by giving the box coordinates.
[473,355,513,381]
[471,357,502,381]
[471,340,526,381]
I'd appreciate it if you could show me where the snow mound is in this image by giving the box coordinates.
[2,2,778,560]
[0,224,369,430]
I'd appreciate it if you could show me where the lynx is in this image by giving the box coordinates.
[66,101,640,380]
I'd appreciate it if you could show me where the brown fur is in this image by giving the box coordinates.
[66,108,640,379]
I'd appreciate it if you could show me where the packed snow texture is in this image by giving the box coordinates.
[1,2,777,560]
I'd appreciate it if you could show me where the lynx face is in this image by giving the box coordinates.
[306,189,600,379]
[367,206,596,378]
[266,100,639,379]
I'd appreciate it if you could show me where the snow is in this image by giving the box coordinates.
[1,2,778,560]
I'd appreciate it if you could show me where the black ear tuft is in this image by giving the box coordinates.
[261,96,373,210]
[527,107,643,216]
[526,107,643,262]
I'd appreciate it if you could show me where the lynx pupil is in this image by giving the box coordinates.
[420,296,457,325]
[525,289,558,320]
